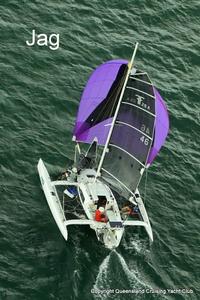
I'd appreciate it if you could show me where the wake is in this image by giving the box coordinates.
[92,250,151,299]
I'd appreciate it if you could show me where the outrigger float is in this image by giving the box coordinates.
[38,43,169,249]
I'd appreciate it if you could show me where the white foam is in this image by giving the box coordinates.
[93,252,112,299]
[114,251,147,288]
[123,234,150,255]
[92,250,151,299]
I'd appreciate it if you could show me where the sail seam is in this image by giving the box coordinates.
[109,143,145,167]
[122,102,155,117]
[101,167,134,196]
[116,121,152,140]
[126,86,155,99]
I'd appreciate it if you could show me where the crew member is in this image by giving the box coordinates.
[95,207,107,223]
[121,205,132,215]
[121,205,139,216]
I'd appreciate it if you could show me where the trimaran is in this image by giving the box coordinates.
[38,43,169,249]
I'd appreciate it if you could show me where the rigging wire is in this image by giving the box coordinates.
[143,168,148,205]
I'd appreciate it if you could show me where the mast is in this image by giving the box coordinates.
[95,42,139,180]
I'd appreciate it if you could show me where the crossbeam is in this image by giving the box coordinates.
[51,180,79,187]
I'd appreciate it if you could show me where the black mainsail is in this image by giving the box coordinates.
[97,58,156,199]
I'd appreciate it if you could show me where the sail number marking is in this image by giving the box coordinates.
[141,124,150,135]
[140,135,150,146]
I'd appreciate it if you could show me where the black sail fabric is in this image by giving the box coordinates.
[85,64,128,128]
[101,70,156,198]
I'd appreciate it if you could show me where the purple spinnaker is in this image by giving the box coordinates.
[76,118,112,146]
[73,59,169,164]
[147,87,169,165]
[73,59,128,144]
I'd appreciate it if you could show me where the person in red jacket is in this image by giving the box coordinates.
[95,207,107,223]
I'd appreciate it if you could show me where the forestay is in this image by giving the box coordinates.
[100,69,156,199]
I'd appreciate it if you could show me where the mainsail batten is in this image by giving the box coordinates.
[115,121,152,140]
[129,76,153,86]
[126,86,155,99]
[121,102,155,117]
[109,143,146,167]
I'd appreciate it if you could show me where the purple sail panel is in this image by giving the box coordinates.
[74,59,128,143]
[76,118,112,146]
[147,87,169,165]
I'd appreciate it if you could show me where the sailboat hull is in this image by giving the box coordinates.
[37,159,68,240]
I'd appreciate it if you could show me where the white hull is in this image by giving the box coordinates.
[37,159,68,240]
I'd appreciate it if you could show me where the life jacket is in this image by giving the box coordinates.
[95,209,107,222]
[95,209,102,222]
